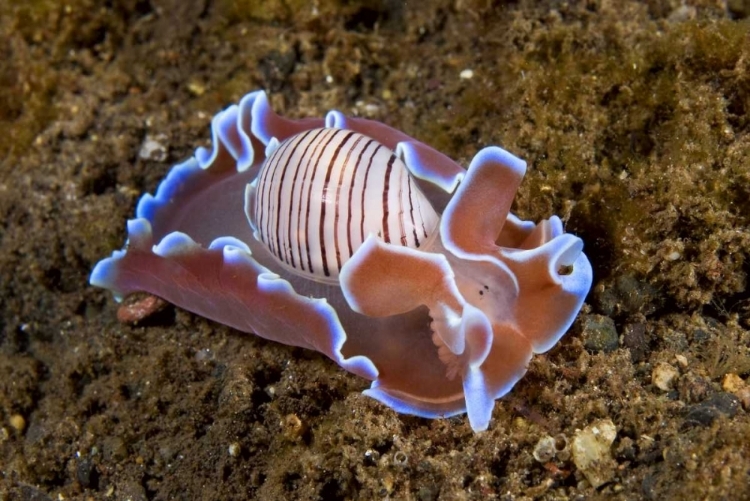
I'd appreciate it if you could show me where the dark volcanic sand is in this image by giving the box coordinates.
[1,1,750,499]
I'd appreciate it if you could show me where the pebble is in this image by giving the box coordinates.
[622,322,648,362]
[9,414,25,433]
[580,315,619,353]
[138,133,168,162]
[459,69,474,79]
[652,362,679,391]
[592,275,659,317]
[227,442,241,457]
[721,373,745,393]
[281,413,305,441]
[684,392,741,427]
[117,293,168,324]
[677,372,711,404]
[571,419,617,488]
[533,435,557,463]
[674,354,688,368]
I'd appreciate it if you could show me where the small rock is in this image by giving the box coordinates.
[459,69,474,80]
[533,435,557,463]
[281,413,305,441]
[138,133,168,161]
[721,373,745,393]
[677,372,711,404]
[9,414,25,433]
[684,392,741,427]
[571,419,618,488]
[592,275,659,317]
[622,322,648,362]
[674,354,688,368]
[581,315,619,353]
[227,442,241,457]
[652,362,679,391]
[117,293,169,324]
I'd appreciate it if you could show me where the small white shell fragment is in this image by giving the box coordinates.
[675,354,688,368]
[652,362,679,391]
[665,250,681,261]
[571,419,617,488]
[459,69,474,80]
[9,414,25,433]
[139,134,168,161]
[533,435,557,463]
[227,442,241,457]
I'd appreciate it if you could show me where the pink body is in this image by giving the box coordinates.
[91,90,592,431]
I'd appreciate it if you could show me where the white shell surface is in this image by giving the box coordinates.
[250,127,440,282]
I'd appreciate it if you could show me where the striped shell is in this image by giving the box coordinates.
[248,127,440,282]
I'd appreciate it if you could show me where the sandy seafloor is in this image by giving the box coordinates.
[1,0,750,499]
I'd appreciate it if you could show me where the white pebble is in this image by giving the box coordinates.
[572,419,617,488]
[139,134,168,162]
[652,362,679,391]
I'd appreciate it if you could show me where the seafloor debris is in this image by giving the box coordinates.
[571,419,617,488]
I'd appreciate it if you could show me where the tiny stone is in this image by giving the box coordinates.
[228,442,241,457]
[674,354,688,368]
[677,372,711,404]
[187,80,206,96]
[117,293,168,324]
[684,392,741,427]
[512,416,528,430]
[580,315,619,353]
[364,449,380,466]
[622,323,648,363]
[665,251,681,261]
[652,362,679,391]
[533,435,557,463]
[459,69,474,79]
[592,275,659,317]
[571,419,618,488]
[721,373,745,393]
[282,413,305,441]
[9,414,25,432]
[138,134,168,161]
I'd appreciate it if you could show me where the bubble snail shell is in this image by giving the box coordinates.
[91,90,593,431]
